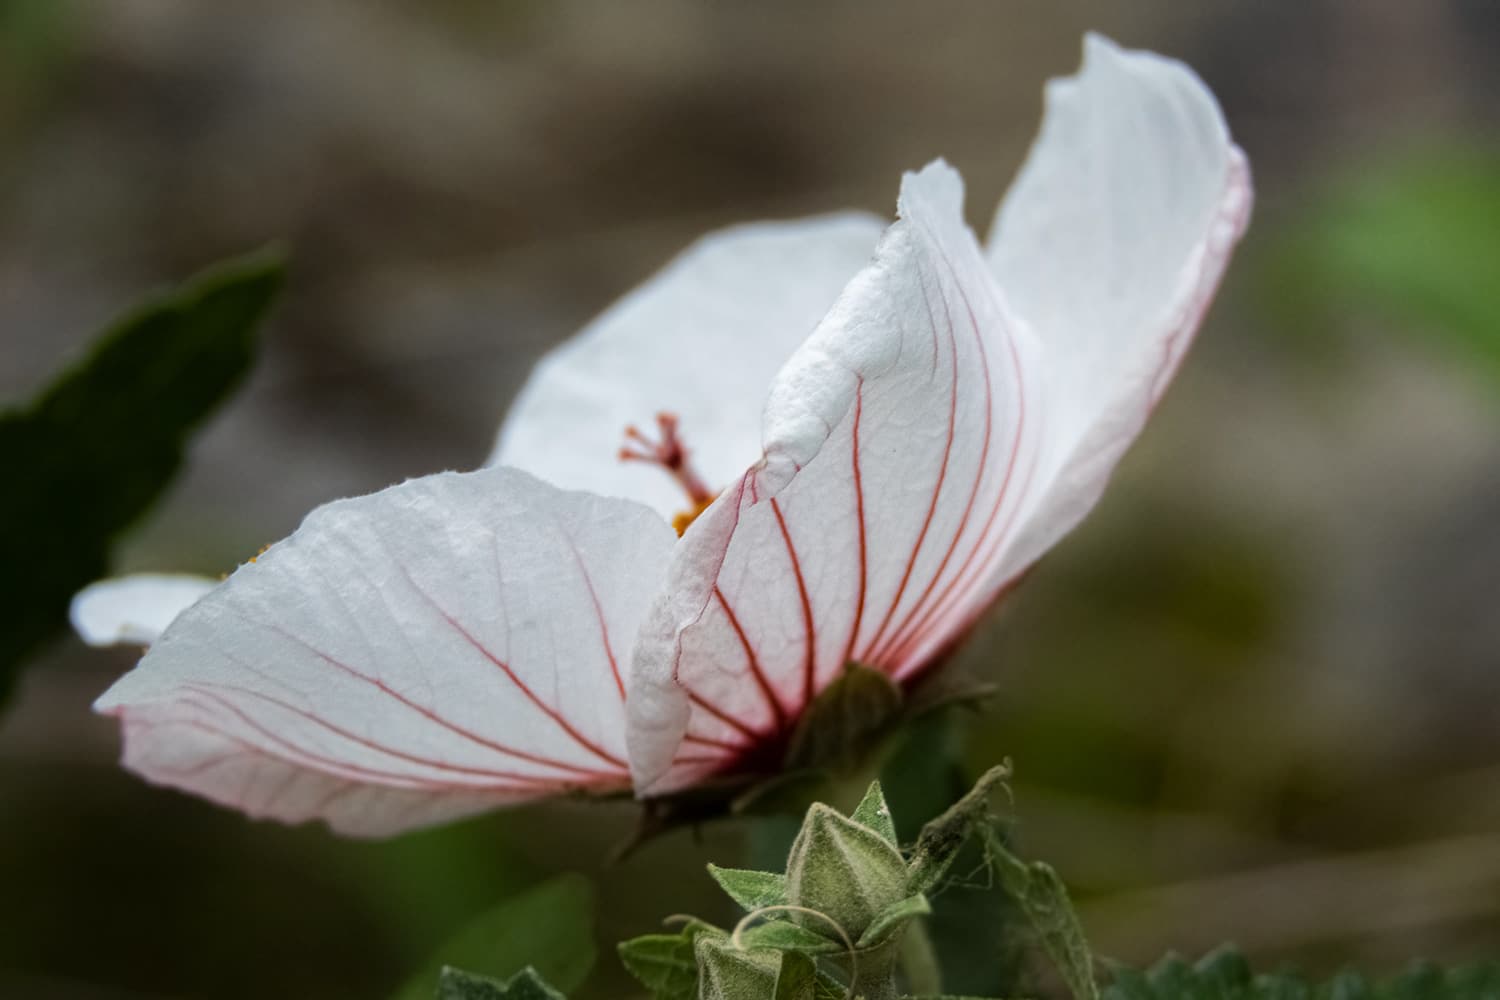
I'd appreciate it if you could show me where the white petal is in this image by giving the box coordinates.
[71,574,218,647]
[984,34,1252,580]
[95,466,677,836]
[490,213,886,518]
[627,163,1045,794]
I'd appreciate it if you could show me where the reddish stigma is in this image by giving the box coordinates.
[619,412,717,534]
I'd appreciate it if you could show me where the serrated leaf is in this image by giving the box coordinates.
[394,875,595,1000]
[708,864,789,912]
[0,249,284,705]
[435,966,565,1000]
[618,919,724,1000]
[857,893,931,949]
[980,824,1096,1000]
[850,780,898,845]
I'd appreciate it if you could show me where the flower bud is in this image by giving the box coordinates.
[694,936,779,1000]
[785,802,908,942]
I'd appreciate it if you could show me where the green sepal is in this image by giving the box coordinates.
[773,952,820,1000]
[784,663,904,774]
[857,894,932,949]
[434,966,564,1000]
[738,919,844,955]
[696,936,781,1000]
[617,918,724,1000]
[707,864,788,912]
[786,802,909,942]
[850,780,898,845]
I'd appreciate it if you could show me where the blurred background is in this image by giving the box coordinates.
[2,1,1497,997]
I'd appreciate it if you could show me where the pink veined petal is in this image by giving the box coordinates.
[627,161,1046,795]
[70,574,217,647]
[974,34,1254,613]
[489,214,885,520]
[95,466,676,837]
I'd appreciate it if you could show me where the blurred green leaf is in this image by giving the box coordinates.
[0,249,283,705]
[708,864,788,912]
[1266,146,1500,381]
[394,874,596,1000]
[1103,948,1500,1000]
[435,966,566,1000]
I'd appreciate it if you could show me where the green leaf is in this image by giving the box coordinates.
[0,249,284,704]
[850,780,899,845]
[435,966,566,1000]
[618,919,723,1000]
[857,894,932,949]
[708,864,788,912]
[1103,949,1500,1000]
[979,824,1096,1000]
[394,874,596,1000]
[785,662,904,774]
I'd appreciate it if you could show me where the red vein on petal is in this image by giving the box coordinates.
[887,266,1032,674]
[873,249,1000,666]
[713,586,787,731]
[687,690,764,742]
[184,684,561,788]
[771,497,818,707]
[860,265,960,662]
[681,731,745,753]
[563,535,626,701]
[393,570,629,770]
[840,379,870,669]
[244,619,621,781]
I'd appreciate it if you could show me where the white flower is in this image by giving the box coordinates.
[81,36,1251,835]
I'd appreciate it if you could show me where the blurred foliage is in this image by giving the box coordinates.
[396,874,597,1000]
[1265,145,1500,384]
[0,0,77,134]
[1104,949,1500,1000]
[0,251,282,706]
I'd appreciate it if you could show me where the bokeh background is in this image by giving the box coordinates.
[2,2,1497,997]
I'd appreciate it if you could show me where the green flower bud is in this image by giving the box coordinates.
[785,802,909,942]
[695,935,779,1000]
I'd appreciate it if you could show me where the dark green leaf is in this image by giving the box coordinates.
[618,919,723,1000]
[435,966,565,1000]
[0,249,284,704]
[1103,949,1500,1000]
[708,864,788,912]
[738,919,843,955]
[773,952,820,1000]
[394,874,596,1000]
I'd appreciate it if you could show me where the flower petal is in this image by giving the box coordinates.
[627,162,1045,794]
[982,34,1252,582]
[71,574,217,647]
[95,466,676,836]
[490,213,885,518]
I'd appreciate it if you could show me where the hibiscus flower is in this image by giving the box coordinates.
[76,35,1251,835]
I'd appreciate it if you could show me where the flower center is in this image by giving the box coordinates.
[619,412,717,535]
